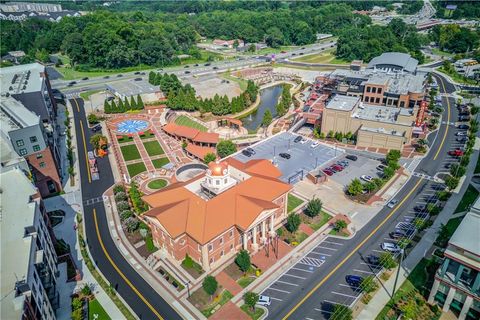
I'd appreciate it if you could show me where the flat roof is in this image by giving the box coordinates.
[353,103,411,124]
[325,95,360,111]
[106,79,160,97]
[448,206,480,257]
[0,169,37,320]
[0,97,39,132]
[359,126,405,137]
[0,63,45,95]
[367,52,418,73]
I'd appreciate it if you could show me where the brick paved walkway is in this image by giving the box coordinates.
[217,271,242,296]
[299,223,314,236]
[252,240,292,271]
[210,302,249,320]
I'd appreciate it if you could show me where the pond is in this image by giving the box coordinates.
[240,84,283,131]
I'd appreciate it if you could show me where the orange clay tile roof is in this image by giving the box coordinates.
[174,126,199,140]
[194,131,219,144]
[162,123,179,135]
[185,144,215,159]
[143,159,291,244]
[221,117,242,126]
[226,158,282,179]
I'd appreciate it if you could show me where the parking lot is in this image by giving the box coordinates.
[234,132,343,183]
[321,154,384,187]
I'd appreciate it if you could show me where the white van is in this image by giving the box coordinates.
[257,295,271,306]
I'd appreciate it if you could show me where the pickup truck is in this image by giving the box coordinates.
[88,151,100,181]
[448,149,464,157]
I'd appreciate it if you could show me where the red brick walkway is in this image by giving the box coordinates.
[217,271,242,296]
[299,223,314,236]
[133,135,155,172]
[252,241,292,271]
[210,302,249,320]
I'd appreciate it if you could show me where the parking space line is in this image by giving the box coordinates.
[291,267,314,273]
[268,287,291,294]
[353,269,375,275]
[372,249,384,253]
[331,291,358,299]
[360,262,381,269]
[270,297,283,301]
[323,240,344,246]
[338,284,361,291]
[309,251,331,257]
[314,308,332,314]
[276,280,299,286]
[284,273,307,280]
[323,300,348,306]
[316,246,337,251]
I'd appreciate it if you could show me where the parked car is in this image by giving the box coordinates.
[366,255,380,266]
[294,136,302,143]
[425,195,439,203]
[279,153,291,159]
[457,124,470,130]
[381,242,401,253]
[345,275,363,287]
[185,71,191,74]
[389,230,407,239]
[300,138,308,144]
[337,160,349,167]
[106,96,115,101]
[444,163,452,169]
[414,205,427,212]
[117,74,123,77]
[456,131,468,136]
[91,124,102,132]
[331,164,344,172]
[346,154,358,161]
[387,199,399,208]
[68,81,77,86]
[134,71,141,75]
[184,65,190,68]
[448,149,464,157]
[323,169,334,176]
[213,66,219,70]
[457,137,468,143]
[311,141,320,148]
[246,147,256,155]
[458,115,471,122]
[82,77,89,80]
[242,149,252,157]
[257,295,271,306]
[361,175,373,182]
[376,164,387,171]
[134,77,142,81]
[194,64,199,66]
[431,184,446,191]
[103,75,110,79]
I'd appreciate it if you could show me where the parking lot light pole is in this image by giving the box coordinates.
[392,249,405,297]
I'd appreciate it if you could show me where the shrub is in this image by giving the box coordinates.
[128,182,148,214]
[115,192,128,202]
[379,252,397,269]
[120,210,133,221]
[235,250,251,274]
[72,297,82,310]
[113,184,125,194]
[71,308,82,320]
[244,291,259,311]
[286,213,301,233]
[334,220,347,232]
[81,284,92,297]
[331,304,352,320]
[304,198,322,218]
[360,276,378,293]
[445,175,460,190]
[347,178,363,196]
[123,217,139,233]
[116,201,130,212]
[182,254,194,268]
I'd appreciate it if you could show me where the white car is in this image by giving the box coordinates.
[361,175,373,182]
[311,141,320,148]
[381,242,401,253]
[300,138,308,144]
[257,295,271,306]
[456,131,467,136]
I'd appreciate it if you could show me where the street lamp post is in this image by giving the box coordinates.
[392,249,405,297]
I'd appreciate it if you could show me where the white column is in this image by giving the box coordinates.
[458,295,473,320]
[261,220,266,243]
[252,226,258,250]
[242,233,248,250]
[443,286,456,312]
[201,246,210,271]
[269,215,275,236]
[428,279,440,303]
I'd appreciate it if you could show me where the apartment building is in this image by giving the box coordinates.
[142,159,291,271]
[428,198,480,320]
[321,95,417,150]
[1,169,59,320]
[0,63,63,196]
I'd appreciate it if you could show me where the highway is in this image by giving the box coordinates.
[70,98,182,320]
[263,74,459,320]
[53,40,337,93]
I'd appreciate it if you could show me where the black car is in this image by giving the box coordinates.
[204,63,211,66]
[242,149,252,157]
[444,163,452,169]
[366,255,380,266]
[457,137,468,143]
[279,153,291,159]
[346,154,358,161]
[184,65,190,68]
[194,64,199,66]
[414,205,427,212]
[458,124,470,130]
[117,74,123,77]
[458,115,471,122]
[246,147,256,155]
[103,75,110,79]
[459,112,470,116]
[345,275,363,287]
[82,77,89,80]
[68,81,77,86]
[389,231,407,239]
[134,71,141,75]
[185,71,191,74]
[134,78,142,81]
[106,96,115,101]
[91,124,102,132]
[294,136,303,143]
[213,66,218,70]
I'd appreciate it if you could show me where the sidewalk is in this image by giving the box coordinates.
[357,148,479,319]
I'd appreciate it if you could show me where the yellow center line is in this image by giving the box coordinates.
[74,98,80,112]
[80,120,92,183]
[93,209,164,320]
[433,76,451,160]
[283,178,423,319]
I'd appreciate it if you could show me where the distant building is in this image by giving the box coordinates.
[367,52,419,74]
[0,169,60,320]
[0,10,81,22]
[0,2,62,12]
[1,50,26,64]
[106,78,163,101]
[0,63,63,197]
[428,198,480,320]
[455,59,480,80]
[212,39,245,49]
[142,159,291,271]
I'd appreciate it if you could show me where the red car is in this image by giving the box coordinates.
[323,169,334,176]
[448,149,464,157]
[331,164,344,172]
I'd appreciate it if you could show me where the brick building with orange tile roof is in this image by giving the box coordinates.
[142,159,291,270]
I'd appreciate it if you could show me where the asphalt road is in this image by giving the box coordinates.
[264,74,459,320]
[70,98,182,320]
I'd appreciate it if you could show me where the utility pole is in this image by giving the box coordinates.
[392,249,405,297]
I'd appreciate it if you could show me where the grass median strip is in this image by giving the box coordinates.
[152,157,170,169]
[120,144,141,161]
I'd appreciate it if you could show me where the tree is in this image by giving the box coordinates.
[124,97,131,110]
[90,134,108,150]
[385,150,401,166]
[379,252,397,269]
[286,213,301,233]
[450,164,467,178]
[235,250,251,274]
[104,100,111,113]
[203,152,217,164]
[137,94,144,110]
[331,304,353,320]
[130,96,137,110]
[347,178,363,196]
[334,220,347,232]
[261,109,273,127]
[202,275,218,300]
[87,114,99,125]
[305,198,322,218]
[383,166,395,180]
[359,276,378,293]
[243,291,259,311]
[216,140,237,158]
[445,174,460,190]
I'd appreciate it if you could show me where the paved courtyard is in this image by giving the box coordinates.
[234,132,343,183]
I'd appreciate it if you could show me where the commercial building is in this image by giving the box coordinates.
[454,59,480,80]
[0,63,63,196]
[1,169,59,320]
[106,79,163,101]
[428,198,480,320]
[0,2,62,12]
[142,159,291,271]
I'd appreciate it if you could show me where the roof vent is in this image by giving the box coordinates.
[22,85,26,90]
[9,86,13,91]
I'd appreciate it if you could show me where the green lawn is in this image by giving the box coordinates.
[152,157,170,169]
[201,290,233,318]
[88,298,111,320]
[174,115,207,131]
[120,144,141,161]
[431,48,454,58]
[329,229,349,237]
[438,67,478,85]
[145,234,158,252]
[117,136,134,144]
[308,211,332,231]
[240,304,265,320]
[455,184,479,213]
[220,72,248,91]
[237,276,256,288]
[291,49,349,65]
[80,89,102,101]
[127,162,147,178]
[287,194,304,213]
[143,141,164,157]
[147,179,168,190]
